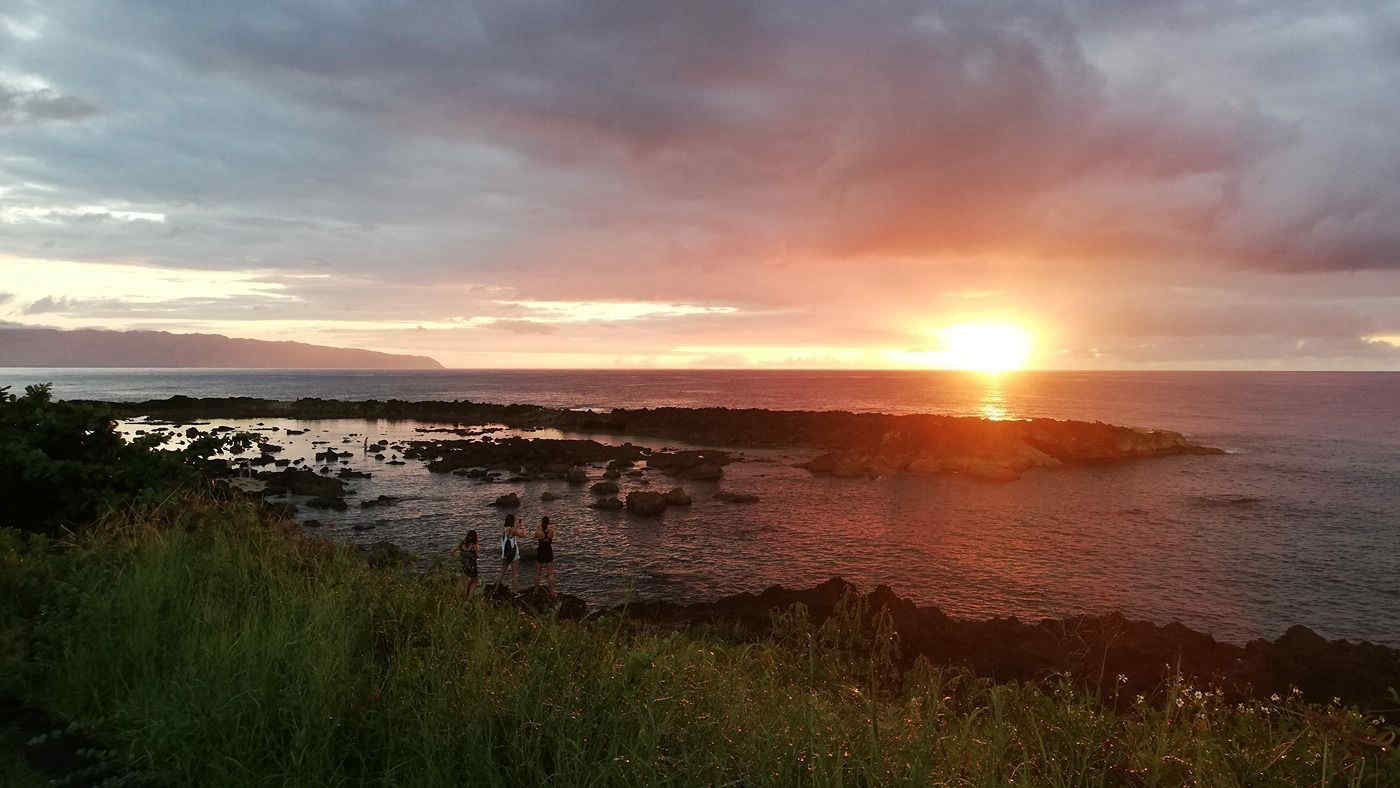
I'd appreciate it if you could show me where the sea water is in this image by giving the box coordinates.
[4,368,1397,645]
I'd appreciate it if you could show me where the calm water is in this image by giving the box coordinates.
[6,368,1398,645]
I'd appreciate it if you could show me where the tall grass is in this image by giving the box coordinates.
[2,493,1396,786]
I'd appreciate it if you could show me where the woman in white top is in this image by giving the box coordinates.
[497,513,524,592]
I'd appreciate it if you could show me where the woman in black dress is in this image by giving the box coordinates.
[451,529,479,598]
[534,516,556,598]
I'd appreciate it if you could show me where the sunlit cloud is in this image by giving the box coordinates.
[498,301,738,322]
[0,257,289,309]
[1,205,166,223]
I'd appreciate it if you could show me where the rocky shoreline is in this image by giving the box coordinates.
[478,577,1399,715]
[85,395,1223,481]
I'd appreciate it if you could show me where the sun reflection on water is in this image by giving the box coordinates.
[979,377,1009,420]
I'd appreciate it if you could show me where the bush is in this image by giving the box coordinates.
[0,384,242,534]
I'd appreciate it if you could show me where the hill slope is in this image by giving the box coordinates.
[0,327,442,369]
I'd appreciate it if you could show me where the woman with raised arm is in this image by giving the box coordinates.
[497,514,522,592]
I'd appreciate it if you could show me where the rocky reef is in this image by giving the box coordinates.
[88,396,1221,481]
[613,578,1400,714]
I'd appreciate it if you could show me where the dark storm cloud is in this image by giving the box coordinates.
[69,0,1380,272]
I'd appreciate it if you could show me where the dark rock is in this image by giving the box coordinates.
[687,462,724,481]
[588,495,623,510]
[540,491,561,501]
[602,468,621,480]
[185,427,199,438]
[273,458,291,467]
[255,468,346,498]
[663,487,692,505]
[648,450,734,480]
[374,453,386,460]
[490,493,521,508]
[386,459,405,465]
[590,480,619,496]
[609,578,1400,713]
[303,519,324,528]
[715,491,759,504]
[307,496,349,511]
[566,466,589,484]
[411,436,648,476]
[337,468,372,479]
[626,490,668,516]
[360,494,401,509]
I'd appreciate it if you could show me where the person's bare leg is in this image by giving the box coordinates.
[547,565,557,598]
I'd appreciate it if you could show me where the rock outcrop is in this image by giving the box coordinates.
[97,397,1224,481]
[612,578,1400,714]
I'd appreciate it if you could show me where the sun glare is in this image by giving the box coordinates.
[940,323,1032,372]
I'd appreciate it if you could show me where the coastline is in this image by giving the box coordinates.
[84,394,1223,481]
[590,577,1400,712]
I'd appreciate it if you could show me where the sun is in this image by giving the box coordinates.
[939,323,1032,372]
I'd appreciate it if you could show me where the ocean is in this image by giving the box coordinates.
[5,368,1397,645]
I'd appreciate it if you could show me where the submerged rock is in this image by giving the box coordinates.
[489,493,521,508]
[306,496,348,511]
[715,491,759,504]
[588,495,623,510]
[360,494,401,509]
[663,487,692,505]
[589,480,619,496]
[625,490,668,516]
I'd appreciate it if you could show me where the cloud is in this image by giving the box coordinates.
[0,83,97,125]
[2,1,1399,367]
[21,295,73,314]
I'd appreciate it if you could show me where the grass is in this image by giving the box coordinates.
[2,493,1396,786]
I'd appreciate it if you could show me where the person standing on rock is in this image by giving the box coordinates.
[534,516,556,598]
[498,514,523,592]
[451,529,479,598]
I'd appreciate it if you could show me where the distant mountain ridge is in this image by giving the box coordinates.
[0,327,443,369]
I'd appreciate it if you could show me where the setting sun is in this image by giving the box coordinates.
[940,323,1032,372]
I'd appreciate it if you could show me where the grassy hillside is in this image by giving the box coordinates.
[2,495,1396,786]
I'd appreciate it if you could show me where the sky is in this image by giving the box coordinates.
[2,0,1399,370]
